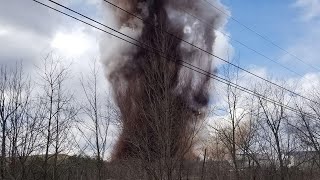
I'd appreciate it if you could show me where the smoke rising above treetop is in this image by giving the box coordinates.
[100,0,230,159]
[102,0,230,106]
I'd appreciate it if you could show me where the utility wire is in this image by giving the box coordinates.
[99,0,320,106]
[180,8,303,77]
[202,0,320,72]
[32,0,317,119]
[106,0,301,77]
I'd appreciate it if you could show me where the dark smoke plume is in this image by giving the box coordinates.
[103,0,227,160]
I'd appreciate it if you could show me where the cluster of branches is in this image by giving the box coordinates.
[0,57,115,180]
[0,56,208,180]
[203,63,320,180]
[2,56,320,180]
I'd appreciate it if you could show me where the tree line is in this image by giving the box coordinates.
[0,57,114,180]
[1,57,320,180]
[204,63,320,180]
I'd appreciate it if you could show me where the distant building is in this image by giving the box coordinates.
[236,153,271,169]
[285,151,319,169]
[209,151,320,170]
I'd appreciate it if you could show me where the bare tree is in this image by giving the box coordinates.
[110,48,208,180]
[16,96,46,180]
[0,62,32,179]
[255,81,295,180]
[208,61,250,180]
[293,88,320,170]
[78,60,113,180]
[36,56,75,180]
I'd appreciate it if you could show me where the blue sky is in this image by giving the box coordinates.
[1,0,320,84]
[221,0,320,78]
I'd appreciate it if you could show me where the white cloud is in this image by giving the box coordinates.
[51,27,99,58]
[294,0,320,21]
[242,65,268,80]
[213,30,234,67]
[0,29,8,36]
[287,72,320,96]
[300,73,320,90]
[0,24,50,63]
[0,0,105,72]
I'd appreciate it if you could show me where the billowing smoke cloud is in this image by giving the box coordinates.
[102,0,228,160]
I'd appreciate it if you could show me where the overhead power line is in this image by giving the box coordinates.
[32,0,317,119]
[97,0,319,106]
[202,0,320,72]
[103,0,303,77]
[180,8,303,77]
